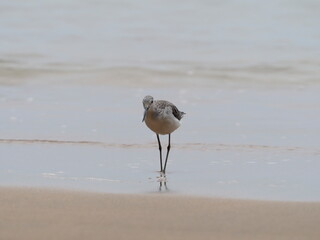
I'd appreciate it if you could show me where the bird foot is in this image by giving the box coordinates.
[156,174,167,183]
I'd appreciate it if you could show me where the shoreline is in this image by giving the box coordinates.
[1,187,320,240]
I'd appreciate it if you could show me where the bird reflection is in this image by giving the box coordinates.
[157,172,169,192]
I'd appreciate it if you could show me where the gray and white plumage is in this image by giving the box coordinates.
[142,95,185,173]
[142,95,185,135]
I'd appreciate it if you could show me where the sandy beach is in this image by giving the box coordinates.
[1,187,320,240]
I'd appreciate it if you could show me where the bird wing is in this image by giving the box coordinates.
[172,105,185,120]
[156,100,185,121]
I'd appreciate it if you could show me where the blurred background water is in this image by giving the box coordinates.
[1,0,320,85]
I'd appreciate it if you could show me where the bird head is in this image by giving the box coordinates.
[142,95,153,110]
[142,95,154,122]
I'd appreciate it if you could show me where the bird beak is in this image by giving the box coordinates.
[142,109,147,122]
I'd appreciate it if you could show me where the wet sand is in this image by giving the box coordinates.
[1,187,320,240]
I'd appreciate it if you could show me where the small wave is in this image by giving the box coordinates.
[0,139,144,149]
[2,63,320,87]
[41,172,120,182]
[0,138,319,155]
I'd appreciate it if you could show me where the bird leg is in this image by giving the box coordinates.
[163,134,171,173]
[156,134,163,172]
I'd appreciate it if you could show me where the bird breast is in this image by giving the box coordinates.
[144,107,181,135]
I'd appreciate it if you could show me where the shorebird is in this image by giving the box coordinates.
[142,95,185,173]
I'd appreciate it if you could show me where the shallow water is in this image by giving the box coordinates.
[0,84,319,201]
[0,85,319,147]
[1,138,319,201]
[0,1,320,201]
